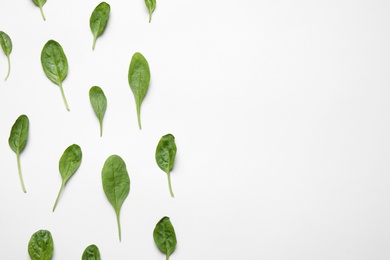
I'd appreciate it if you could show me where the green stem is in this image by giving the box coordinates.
[99,118,103,137]
[167,171,174,197]
[53,182,64,212]
[92,36,97,50]
[116,211,122,241]
[17,152,26,193]
[136,103,142,130]
[4,55,10,81]
[58,82,70,111]
[166,254,169,260]
[149,12,152,23]
[39,6,46,21]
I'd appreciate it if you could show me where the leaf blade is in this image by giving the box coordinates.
[89,86,107,136]
[156,134,177,197]
[82,244,100,260]
[28,230,54,260]
[153,216,177,259]
[90,2,110,50]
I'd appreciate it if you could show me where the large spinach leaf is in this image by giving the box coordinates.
[28,230,54,260]
[153,216,177,260]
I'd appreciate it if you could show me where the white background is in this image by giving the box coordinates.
[1,0,390,259]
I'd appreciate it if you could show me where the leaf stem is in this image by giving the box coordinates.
[99,118,103,137]
[4,55,10,81]
[17,152,26,193]
[58,82,70,111]
[166,254,169,260]
[39,6,46,21]
[92,36,97,50]
[136,102,142,129]
[149,12,152,23]
[167,171,174,197]
[53,181,64,212]
[116,211,122,241]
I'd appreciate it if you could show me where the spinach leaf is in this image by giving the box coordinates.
[82,244,100,260]
[53,144,82,212]
[153,216,177,260]
[28,230,54,260]
[0,31,12,81]
[41,40,70,111]
[90,2,110,50]
[32,0,47,21]
[102,155,130,241]
[155,134,177,197]
[89,86,107,137]
[8,114,29,193]
[128,52,150,129]
[144,0,156,23]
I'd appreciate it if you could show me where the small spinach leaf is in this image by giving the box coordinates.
[0,31,12,80]
[41,40,70,111]
[9,114,29,193]
[102,155,130,241]
[153,216,177,260]
[128,52,150,129]
[53,144,82,212]
[144,0,156,23]
[28,230,54,260]
[90,2,111,50]
[155,134,177,197]
[89,86,107,137]
[82,244,100,260]
[32,0,47,21]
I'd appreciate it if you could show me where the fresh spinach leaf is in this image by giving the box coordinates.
[0,31,12,81]
[128,52,150,129]
[144,0,156,23]
[89,86,107,137]
[153,216,177,260]
[82,244,100,260]
[32,0,47,21]
[90,2,110,50]
[155,134,177,197]
[102,155,130,241]
[8,114,29,193]
[28,230,54,260]
[41,40,70,111]
[53,144,82,212]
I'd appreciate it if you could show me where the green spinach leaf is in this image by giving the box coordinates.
[155,134,177,197]
[145,0,156,23]
[153,216,177,260]
[41,40,70,111]
[28,230,54,260]
[0,31,12,80]
[102,155,130,241]
[53,144,82,212]
[82,244,100,260]
[32,0,47,21]
[8,114,29,193]
[90,2,110,50]
[89,86,107,137]
[128,52,150,129]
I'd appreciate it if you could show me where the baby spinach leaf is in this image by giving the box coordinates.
[53,144,82,212]
[8,114,29,193]
[89,86,107,137]
[155,134,177,197]
[128,52,150,129]
[32,0,47,21]
[102,155,130,241]
[28,229,54,260]
[153,216,177,260]
[144,0,156,23]
[41,40,70,111]
[0,31,12,80]
[90,2,110,50]
[82,244,100,260]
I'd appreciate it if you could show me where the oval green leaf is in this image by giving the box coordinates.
[32,0,47,20]
[90,2,111,50]
[156,134,177,197]
[9,114,29,193]
[128,52,150,129]
[53,144,82,212]
[144,0,156,23]
[82,244,100,260]
[102,155,130,241]
[153,216,177,260]
[41,40,70,111]
[89,86,107,137]
[28,229,54,260]
[0,31,12,80]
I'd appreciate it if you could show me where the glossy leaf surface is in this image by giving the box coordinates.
[90,2,110,50]
[156,134,177,197]
[102,155,130,241]
[0,31,12,80]
[82,244,100,260]
[28,230,54,260]
[128,52,150,129]
[89,86,107,137]
[153,216,177,260]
